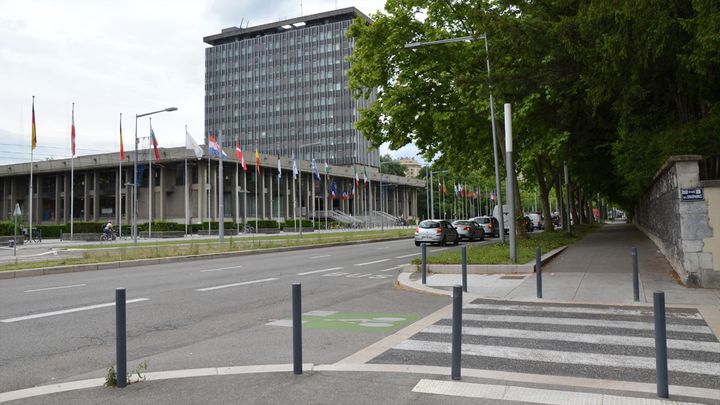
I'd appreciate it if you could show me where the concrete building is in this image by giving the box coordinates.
[203,7,379,167]
[0,147,422,226]
[395,157,422,178]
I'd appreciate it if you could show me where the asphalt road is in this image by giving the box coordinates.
[0,237,484,392]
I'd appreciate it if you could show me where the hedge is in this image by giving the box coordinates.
[283,220,313,228]
[253,220,279,228]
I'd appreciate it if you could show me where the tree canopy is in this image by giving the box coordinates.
[348,0,720,211]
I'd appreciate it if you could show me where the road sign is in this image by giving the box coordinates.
[680,188,704,201]
[13,203,21,216]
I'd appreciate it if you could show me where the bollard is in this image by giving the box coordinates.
[461,246,468,293]
[115,288,127,388]
[632,247,640,302]
[451,285,462,380]
[421,243,427,285]
[292,283,302,375]
[535,247,542,299]
[654,291,669,398]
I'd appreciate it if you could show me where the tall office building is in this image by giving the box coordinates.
[203,7,379,167]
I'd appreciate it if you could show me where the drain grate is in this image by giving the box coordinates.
[499,275,526,280]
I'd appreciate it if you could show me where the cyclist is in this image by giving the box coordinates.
[103,221,115,240]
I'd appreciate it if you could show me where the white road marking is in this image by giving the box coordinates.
[395,340,720,376]
[1,298,149,323]
[380,266,403,272]
[430,248,448,252]
[195,278,278,292]
[461,313,714,334]
[421,325,720,353]
[297,267,343,276]
[23,284,87,293]
[395,252,422,259]
[412,379,702,405]
[376,247,389,250]
[309,255,332,259]
[465,303,703,320]
[354,259,390,266]
[200,265,243,273]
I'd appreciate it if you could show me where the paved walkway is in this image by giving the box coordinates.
[3,223,719,404]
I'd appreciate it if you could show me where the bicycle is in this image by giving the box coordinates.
[100,230,118,241]
[23,229,42,243]
[240,225,255,233]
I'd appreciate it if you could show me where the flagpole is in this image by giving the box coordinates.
[324,170,328,231]
[243,170,247,233]
[292,158,296,234]
[148,119,153,239]
[236,157,239,235]
[185,125,189,237]
[29,97,34,242]
[255,167,258,235]
[207,144,211,234]
[70,103,75,240]
[277,161,280,229]
[119,113,123,239]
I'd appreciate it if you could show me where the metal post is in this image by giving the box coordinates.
[461,245,467,293]
[484,35,505,245]
[218,132,224,242]
[451,285,462,380]
[536,247,542,299]
[564,162,571,233]
[421,243,427,284]
[292,283,302,375]
[654,291,668,398]
[115,288,127,388]
[505,104,516,262]
[430,170,434,219]
[632,247,640,302]
[132,115,138,244]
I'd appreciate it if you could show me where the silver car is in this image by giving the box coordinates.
[414,220,459,246]
[452,220,485,241]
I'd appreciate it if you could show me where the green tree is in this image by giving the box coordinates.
[380,154,407,176]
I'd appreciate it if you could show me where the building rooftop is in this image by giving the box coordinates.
[203,7,371,46]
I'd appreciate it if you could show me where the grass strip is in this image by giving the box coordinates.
[412,224,599,265]
[0,229,413,272]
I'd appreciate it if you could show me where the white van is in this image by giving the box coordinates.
[492,205,510,232]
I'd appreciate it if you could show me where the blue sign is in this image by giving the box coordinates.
[680,188,704,201]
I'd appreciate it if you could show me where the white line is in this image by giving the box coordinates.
[395,340,720,376]
[411,379,702,405]
[421,325,720,353]
[296,267,343,276]
[465,303,703,320]
[396,252,421,258]
[376,247,389,250]
[23,284,87,293]
[0,298,149,323]
[430,248,448,252]
[380,266,403,272]
[460,313,714,334]
[309,255,332,259]
[200,265,243,273]
[354,259,390,266]
[196,278,278,292]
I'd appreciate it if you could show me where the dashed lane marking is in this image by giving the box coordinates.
[23,284,87,293]
[195,278,278,292]
[395,252,421,259]
[354,259,390,266]
[1,298,149,323]
[200,265,243,273]
[297,267,344,276]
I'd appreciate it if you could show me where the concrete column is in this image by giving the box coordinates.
[232,164,239,223]
[269,172,274,221]
[124,168,131,224]
[54,174,61,224]
[83,172,89,221]
[198,163,205,223]
[159,165,166,220]
[92,171,99,221]
[242,170,247,223]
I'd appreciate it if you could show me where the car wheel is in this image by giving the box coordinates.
[453,236,459,245]
[440,236,447,246]
[414,241,420,246]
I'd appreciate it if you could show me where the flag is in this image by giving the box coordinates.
[119,116,125,161]
[490,191,496,201]
[136,164,146,185]
[324,161,330,174]
[292,156,298,179]
[363,166,368,186]
[277,154,282,179]
[438,181,442,195]
[208,135,221,157]
[351,181,356,196]
[353,165,359,187]
[14,202,22,216]
[186,130,203,159]
[330,181,337,199]
[70,104,76,158]
[31,98,37,150]
[235,143,247,171]
[150,123,160,161]
[255,148,261,174]
[454,184,459,196]
[341,191,348,200]
[311,159,320,181]
[442,181,447,194]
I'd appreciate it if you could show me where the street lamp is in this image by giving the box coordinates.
[132,107,178,244]
[296,142,320,237]
[405,33,506,243]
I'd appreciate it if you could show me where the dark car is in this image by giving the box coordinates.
[522,216,534,232]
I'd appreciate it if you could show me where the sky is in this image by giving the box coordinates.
[0,0,422,165]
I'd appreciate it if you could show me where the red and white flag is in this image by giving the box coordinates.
[235,142,247,171]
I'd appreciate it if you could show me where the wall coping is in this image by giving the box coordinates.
[651,155,703,183]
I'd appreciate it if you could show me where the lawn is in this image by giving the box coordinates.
[412,225,598,265]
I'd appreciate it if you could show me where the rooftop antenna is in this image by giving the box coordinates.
[239,18,245,28]
[300,0,303,16]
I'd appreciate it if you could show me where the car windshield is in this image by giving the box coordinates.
[454,221,470,225]
[419,221,440,229]
[475,218,490,224]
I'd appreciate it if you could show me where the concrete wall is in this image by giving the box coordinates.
[636,155,718,287]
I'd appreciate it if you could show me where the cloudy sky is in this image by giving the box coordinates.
[0,0,421,165]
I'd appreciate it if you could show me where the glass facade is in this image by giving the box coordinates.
[204,8,379,167]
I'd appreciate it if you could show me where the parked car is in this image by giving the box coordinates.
[527,213,543,230]
[522,216,534,232]
[452,220,485,241]
[471,216,499,237]
[414,220,459,246]
[492,205,511,234]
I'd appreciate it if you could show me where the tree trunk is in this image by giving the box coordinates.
[534,157,553,232]
[553,169,564,230]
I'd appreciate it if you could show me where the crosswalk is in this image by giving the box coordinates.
[369,298,720,391]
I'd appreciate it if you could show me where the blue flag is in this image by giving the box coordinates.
[136,164,146,185]
[330,181,337,199]
[311,159,321,181]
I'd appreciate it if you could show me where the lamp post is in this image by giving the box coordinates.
[132,107,177,244]
[296,142,320,237]
[405,33,505,243]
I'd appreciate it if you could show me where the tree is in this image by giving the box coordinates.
[380,154,407,176]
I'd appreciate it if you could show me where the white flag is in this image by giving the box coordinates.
[185,129,203,159]
[292,158,298,180]
[13,203,21,216]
